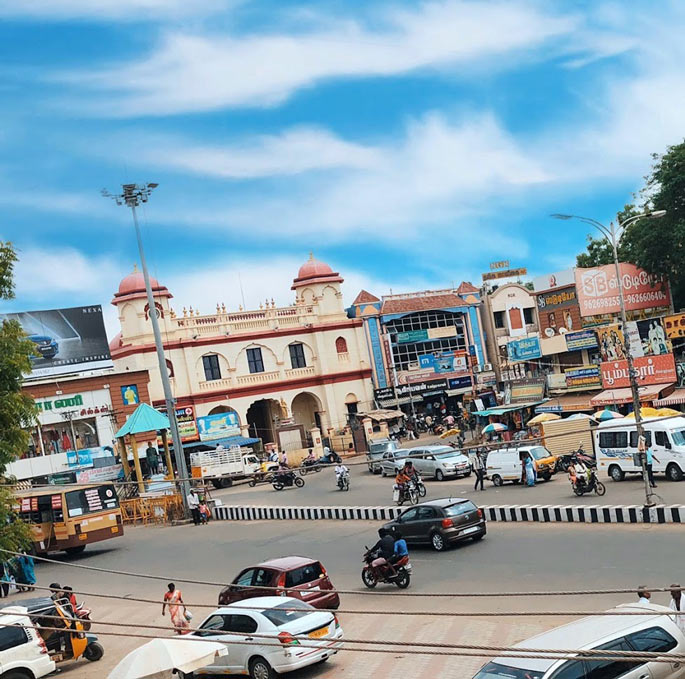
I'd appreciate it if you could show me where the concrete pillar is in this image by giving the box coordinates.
[310,427,324,455]
[362,417,374,442]
[161,429,174,479]
[130,434,145,494]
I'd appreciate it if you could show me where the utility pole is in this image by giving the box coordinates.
[102,183,190,512]
[552,210,667,507]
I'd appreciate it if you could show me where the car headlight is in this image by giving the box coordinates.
[442,463,450,467]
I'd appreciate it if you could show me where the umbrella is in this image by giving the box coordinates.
[624,406,659,420]
[482,422,508,434]
[108,638,227,679]
[594,408,624,421]
[527,413,561,426]
[566,413,597,421]
[657,408,681,417]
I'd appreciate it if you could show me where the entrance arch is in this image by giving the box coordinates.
[291,392,323,431]
[246,399,280,443]
[208,404,237,416]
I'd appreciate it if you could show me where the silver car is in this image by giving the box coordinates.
[408,446,471,481]
[379,449,411,477]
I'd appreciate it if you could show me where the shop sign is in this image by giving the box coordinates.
[76,465,123,483]
[418,351,468,374]
[575,264,671,317]
[448,376,473,391]
[565,366,602,390]
[482,267,527,281]
[547,373,568,390]
[507,336,542,362]
[36,394,84,412]
[510,381,545,403]
[565,329,598,352]
[600,353,677,388]
[374,387,396,402]
[396,326,457,343]
[158,406,200,442]
[197,411,240,441]
[624,319,672,358]
[536,286,577,311]
[665,313,685,339]
[395,379,448,398]
[476,372,497,386]
[532,269,575,292]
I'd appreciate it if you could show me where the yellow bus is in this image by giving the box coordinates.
[16,483,124,555]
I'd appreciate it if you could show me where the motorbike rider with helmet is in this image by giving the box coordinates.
[369,528,396,569]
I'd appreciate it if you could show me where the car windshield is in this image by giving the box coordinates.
[444,501,477,517]
[473,662,544,679]
[529,447,551,461]
[370,442,397,454]
[671,429,685,446]
[260,600,314,627]
[435,451,461,460]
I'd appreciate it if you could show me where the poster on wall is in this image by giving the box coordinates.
[596,324,626,362]
[418,351,468,374]
[507,337,542,362]
[0,305,112,378]
[624,319,672,358]
[565,329,598,352]
[565,366,602,390]
[197,412,240,441]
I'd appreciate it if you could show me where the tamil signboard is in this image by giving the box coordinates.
[482,267,527,281]
[158,405,199,442]
[197,411,240,441]
[575,264,671,317]
[507,336,542,362]
[510,381,545,403]
[565,329,598,352]
[532,269,576,293]
[600,354,677,388]
[396,326,458,343]
[0,305,112,378]
[565,366,602,390]
[665,313,685,339]
[395,379,448,398]
[536,286,577,311]
[374,387,396,402]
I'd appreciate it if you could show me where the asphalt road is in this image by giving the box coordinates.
[17,520,685,679]
[213,455,684,507]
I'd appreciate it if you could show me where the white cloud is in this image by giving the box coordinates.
[136,127,381,178]
[64,1,576,115]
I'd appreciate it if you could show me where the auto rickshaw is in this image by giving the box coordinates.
[8,596,104,664]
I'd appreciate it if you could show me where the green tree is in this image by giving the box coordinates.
[0,242,35,552]
[576,141,685,310]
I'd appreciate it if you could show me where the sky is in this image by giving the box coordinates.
[1,0,684,338]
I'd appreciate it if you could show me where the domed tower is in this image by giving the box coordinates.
[292,254,345,318]
[111,266,173,342]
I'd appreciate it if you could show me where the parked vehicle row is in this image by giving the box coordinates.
[379,445,471,480]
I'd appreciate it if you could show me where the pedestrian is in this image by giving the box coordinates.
[669,585,685,634]
[645,447,658,488]
[16,552,35,592]
[162,583,190,634]
[268,448,279,464]
[524,453,536,487]
[637,586,650,604]
[280,450,288,466]
[145,440,160,475]
[199,499,210,524]
[0,562,10,597]
[187,488,201,525]
[473,450,486,491]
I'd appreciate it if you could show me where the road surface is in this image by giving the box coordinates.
[15,520,684,678]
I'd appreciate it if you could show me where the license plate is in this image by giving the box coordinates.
[308,585,320,591]
[78,533,88,540]
[462,526,479,535]
[309,626,329,638]
[111,527,119,533]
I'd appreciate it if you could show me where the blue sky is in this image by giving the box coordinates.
[1,0,684,337]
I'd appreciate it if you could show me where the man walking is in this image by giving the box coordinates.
[187,489,201,526]
[637,586,650,604]
[645,446,658,488]
[670,585,685,634]
[146,440,160,475]
[473,450,486,491]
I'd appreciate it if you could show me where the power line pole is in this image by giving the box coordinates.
[102,183,190,512]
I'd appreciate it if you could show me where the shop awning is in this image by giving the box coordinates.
[356,409,405,421]
[473,400,547,417]
[180,436,260,452]
[590,383,674,407]
[655,388,685,406]
[535,394,594,413]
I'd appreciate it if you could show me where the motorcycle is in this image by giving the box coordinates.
[299,458,321,476]
[415,477,427,498]
[556,445,595,473]
[271,471,305,491]
[361,549,411,589]
[570,467,606,497]
[389,428,407,442]
[336,470,350,491]
[393,480,419,506]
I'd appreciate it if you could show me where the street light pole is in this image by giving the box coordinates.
[103,183,190,512]
[552,210,666,508]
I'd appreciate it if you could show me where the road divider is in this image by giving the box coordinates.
[213,504,685,524]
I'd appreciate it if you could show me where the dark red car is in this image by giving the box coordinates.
[218,556,340,610]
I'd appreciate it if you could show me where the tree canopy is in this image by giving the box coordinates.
[576,140,685,310]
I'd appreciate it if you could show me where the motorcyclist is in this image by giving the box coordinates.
[403,460,421,485]
[394,467,411,499]
[569,457,589,490]
[276,460,292,481]
[369,528,395,569]
[335,462,349,486]
[303,449,317,466]
[390,527,409,568]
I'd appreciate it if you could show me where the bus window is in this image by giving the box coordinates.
[629,431,652,448]
[65,485,119,518]
[599,431,628,448]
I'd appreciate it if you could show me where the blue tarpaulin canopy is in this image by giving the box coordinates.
[115,403,171,438]
[180,436,261,452]
[472,400,548,417]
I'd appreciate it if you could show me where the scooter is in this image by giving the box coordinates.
[336,470,350,491]
[570,468,606,496]
[361,549,411,589]
[272,471,305,491]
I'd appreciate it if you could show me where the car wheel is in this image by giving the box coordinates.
[250,656,276,679]
[381,469,387,477]
[3,672,33,679]
[541,472,552,481]
[220,477,233,489]
[492,474,503,487]
[65,545,86,556]
[431,531,446,552]
[667,463,684,482]
[435,469,444,481]
[609,465,625,482]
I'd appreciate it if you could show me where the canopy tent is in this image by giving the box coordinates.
[472,400,548,417]
[115,403,170,438]
[180,436,260,452]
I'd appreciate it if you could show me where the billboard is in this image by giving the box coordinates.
[507,336,542,362]
[197,411,240,441]
[600,354,677,388]
[532,269,575,292]
[624,319,672,358]
[565,366,601,390]
[565,329,598,352]
[664,313,685,339]
[596,324,626,362]
[0,305,112,378]
[418,351,468,374]
[159,405,200,442]
[575,264,671,317]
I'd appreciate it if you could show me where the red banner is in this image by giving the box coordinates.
[600,353,677,388]
[575,263,671,317]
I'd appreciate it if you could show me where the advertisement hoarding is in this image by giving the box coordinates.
[532,269,576,292]
[597,324,626,362]
[418,351,468,374]
[536,286,577,311]
[0,305,112,378]
[624,319,672,358]
[197,412,240,441]
[565,330,598,352]
[575,264,671,317]
[665,313,685,339]
[396,326,458,343]
[600,354,677,388]
[510,382,545,402]
[565,366,602,390]
[507,336,542,362]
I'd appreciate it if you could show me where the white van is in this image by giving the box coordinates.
[473,602,685,678]
[0,606,56,678]
[485,445,556,486]
[595,416,685,482]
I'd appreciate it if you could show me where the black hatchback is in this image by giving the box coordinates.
[384,498,486,552]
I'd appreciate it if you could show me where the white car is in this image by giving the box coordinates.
[0,606,56,678]
[192,596,344,679]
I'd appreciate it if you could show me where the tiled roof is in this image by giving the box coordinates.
[456,281,480,294]
[381,293,464,314]
[353,289,381,305]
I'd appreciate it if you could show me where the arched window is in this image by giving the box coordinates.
[335,337,348,354]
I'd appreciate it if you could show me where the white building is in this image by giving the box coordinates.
[109,256,374,451]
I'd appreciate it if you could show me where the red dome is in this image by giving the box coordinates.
[108,332,122,353]
[117,271,161,296]
[296,256,334,281]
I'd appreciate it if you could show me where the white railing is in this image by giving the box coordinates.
[198,377,233,391]
[284,366,316,379]
[236,371,281,386]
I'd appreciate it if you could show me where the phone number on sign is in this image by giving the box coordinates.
[582,290,668,311]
